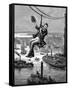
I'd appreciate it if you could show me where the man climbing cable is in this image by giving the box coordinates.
[26,23,48,58]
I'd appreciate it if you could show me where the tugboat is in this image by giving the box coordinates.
[42,54,66,68]
[14,60,34,69]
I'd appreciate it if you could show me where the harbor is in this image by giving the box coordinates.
[14,43,66,85]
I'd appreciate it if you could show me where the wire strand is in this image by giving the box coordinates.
[30,6,65,20]
[35,6,64,20]
[29,6,42,16]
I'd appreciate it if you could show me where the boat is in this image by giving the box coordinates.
[35,57,40,61]
[14,60,34,69]
[42,55,66,68]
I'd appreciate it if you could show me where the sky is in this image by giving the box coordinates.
[15,5,66,34]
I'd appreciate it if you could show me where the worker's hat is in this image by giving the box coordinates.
[44,23,48,27]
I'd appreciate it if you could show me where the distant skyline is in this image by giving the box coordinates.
[15,5,66,34]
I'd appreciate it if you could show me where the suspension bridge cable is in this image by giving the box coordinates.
[29,6,43,16]
[30,6,64,20]
[34,6,65,20]
[29,6,51,19]
[29,6,53,19]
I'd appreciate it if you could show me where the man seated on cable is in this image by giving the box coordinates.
[26,23,48,58]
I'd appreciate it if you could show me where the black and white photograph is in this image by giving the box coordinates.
[10,4,67,86]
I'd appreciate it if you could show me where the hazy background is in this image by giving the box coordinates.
[15,5,66,34]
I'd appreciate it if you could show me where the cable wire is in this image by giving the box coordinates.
[29,6,42,16]
[29,6,65,20]
[34,6,64,20]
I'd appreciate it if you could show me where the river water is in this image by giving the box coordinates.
[14,52,66,85]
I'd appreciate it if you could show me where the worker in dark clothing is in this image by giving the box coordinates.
[26,23,48,58]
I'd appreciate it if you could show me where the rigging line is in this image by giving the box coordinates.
[34,6,65,19]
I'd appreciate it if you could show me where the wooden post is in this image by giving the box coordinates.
[41,61,43,78]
